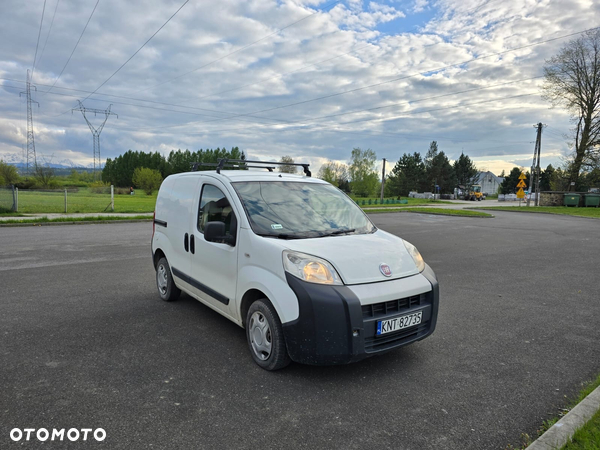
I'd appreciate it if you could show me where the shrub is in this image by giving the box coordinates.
[132,167,163,195]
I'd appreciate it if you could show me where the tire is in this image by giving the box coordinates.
[246,299,291,371]
[156,257,181,302]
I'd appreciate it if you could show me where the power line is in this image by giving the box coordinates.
[31,0,48,80]
[3,81,538,148]
[179,93,539,138]
[75,0,190,105]
[134,0,340,94]
[1,79,289,125]
[41,0,100,98]
[1,83,289,127]
[35,0,60,72]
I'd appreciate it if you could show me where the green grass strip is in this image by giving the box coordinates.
[366,207,493,217]
[472,206,600,219]
[0,215,152,225]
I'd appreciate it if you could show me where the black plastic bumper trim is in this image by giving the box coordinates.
[283,266,440,365]
[171,267,229,305]
[154,219,167,228]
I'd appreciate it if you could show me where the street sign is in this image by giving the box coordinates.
[516,172,526,201]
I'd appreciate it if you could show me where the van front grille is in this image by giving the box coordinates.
[361,293,427,319]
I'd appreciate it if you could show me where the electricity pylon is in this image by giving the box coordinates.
[19,70,39,175]
[73,101,117,180]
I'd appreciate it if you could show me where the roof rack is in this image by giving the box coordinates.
[191,158,311,177]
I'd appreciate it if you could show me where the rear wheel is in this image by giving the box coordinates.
[246,299,291,371]
[156,257,181,302]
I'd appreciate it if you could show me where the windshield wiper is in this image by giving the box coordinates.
[318,228,356,237]
[257,233,304,240]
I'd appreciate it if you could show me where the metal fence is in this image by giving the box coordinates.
[12,188,113,214]
[0,185,17,212]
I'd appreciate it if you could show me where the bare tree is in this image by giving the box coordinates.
[542,29,600,187]
[278,155,297,174]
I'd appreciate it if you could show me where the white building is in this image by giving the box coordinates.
[476,171,504,195]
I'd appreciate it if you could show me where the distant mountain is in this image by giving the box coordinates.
[0,152,101,170]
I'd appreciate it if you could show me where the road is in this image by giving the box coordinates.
[1,212,599,449]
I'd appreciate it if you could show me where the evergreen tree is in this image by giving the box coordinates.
[424,141,456,194]
[385,152,426,197]
[453,153,478,187]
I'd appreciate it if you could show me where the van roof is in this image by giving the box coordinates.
[175,170,328,184]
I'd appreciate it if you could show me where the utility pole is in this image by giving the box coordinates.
[380,158,386,203]
[19,70,39,175]
[527,123,543,206]
[72,101,117,181]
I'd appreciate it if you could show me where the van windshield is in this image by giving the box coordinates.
[232,181,376,239]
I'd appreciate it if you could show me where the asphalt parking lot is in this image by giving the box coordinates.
[1,212,599,449]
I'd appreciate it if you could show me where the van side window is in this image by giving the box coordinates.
[198,184,236,236]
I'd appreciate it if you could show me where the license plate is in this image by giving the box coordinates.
[376,311,422,335]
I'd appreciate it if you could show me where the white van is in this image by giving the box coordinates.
[151,159,439,370]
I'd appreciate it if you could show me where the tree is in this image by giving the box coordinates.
[349,148,378,197]
[385,152,426,197]
[542,29,600,188]
[539,164,555,191]
[0,160,20,185]
[317,161,350,190]
[453,153,478,187]
[278,155,297,173]
[34,163,58,189]
[424,141,456,194]
[499,167,530,194]
[132,167,163,195]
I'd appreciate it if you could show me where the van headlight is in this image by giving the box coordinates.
[283,250,343,285]
[403,240,426,272]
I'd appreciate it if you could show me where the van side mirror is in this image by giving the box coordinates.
[204,221,235,245]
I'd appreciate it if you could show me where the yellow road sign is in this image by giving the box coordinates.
[517,179,527,188]
[518,172,526,180]
[516,187,525,199]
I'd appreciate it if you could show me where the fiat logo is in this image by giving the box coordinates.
[379,263,392,277]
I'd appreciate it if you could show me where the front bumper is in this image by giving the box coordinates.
[282,264,439,365]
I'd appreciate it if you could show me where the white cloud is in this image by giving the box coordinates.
[0,0,598,177]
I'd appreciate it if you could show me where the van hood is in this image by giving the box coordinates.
[281,229,420,285]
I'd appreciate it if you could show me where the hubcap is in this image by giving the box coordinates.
[249,311,272,361]
[157,264,168,295]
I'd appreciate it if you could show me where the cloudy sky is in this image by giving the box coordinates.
[1,0,599,176]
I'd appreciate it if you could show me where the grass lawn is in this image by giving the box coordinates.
[15,188,157,213]
[473,206,600,219]
[0,215,152,225]
[563,409,600,449]
[366,207,493,218]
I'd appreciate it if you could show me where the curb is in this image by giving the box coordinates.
[527,384,600,450]
[0,219,152,227]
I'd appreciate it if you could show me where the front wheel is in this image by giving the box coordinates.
[156,257,181,302]
[246,299,291,371]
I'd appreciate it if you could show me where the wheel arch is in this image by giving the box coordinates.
[153,248,166,269]
[240,289,270,328]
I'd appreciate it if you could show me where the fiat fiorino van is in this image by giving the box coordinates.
[151,159,439,370]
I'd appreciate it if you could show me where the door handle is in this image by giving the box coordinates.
[184,233,189,252]
[190,234,195,254]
